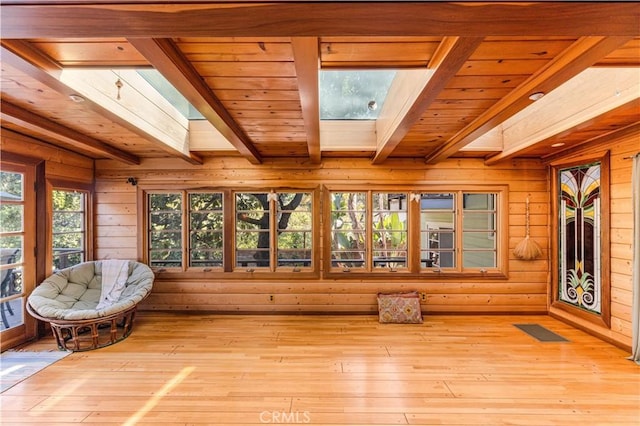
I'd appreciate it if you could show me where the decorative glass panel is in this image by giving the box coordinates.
[149,192,183,268]
[559,163,601,314]
[372,192,407,269]
[330,192,366,269]
[189,192,223,267]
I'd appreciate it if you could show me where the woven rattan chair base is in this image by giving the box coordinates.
[27,303,138,352]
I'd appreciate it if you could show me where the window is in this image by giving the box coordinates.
[1,160,37,348]
[1,171,25,330]
[372,192,407,269]
[145,186,503,276]
[276,192,313,268]
[145,189,315,274]
[148,192,183,268]
[328,187,505,276]
[320,70,396,120]
[420,193,455,268]
[235,192,271,268]
[189,192,224,268]
[420,191,499,272]
[235,191,313,271]
[330,192,367,269]
[462,193,497,269]
[329,190,409,272]
[52,189,87,270]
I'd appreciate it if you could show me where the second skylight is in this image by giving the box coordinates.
[319,70,396,120]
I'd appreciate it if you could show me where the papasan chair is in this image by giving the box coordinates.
[27,259,154,351]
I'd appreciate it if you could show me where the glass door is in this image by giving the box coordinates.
[1,162,37,350]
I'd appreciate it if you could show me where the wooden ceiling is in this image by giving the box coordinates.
[1,2,639,166]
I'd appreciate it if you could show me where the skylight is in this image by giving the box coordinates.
[137,69,205,120]
[319,70,396,120]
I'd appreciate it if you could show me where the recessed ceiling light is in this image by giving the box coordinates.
[69,94,85,103]
[528,92,545,101]
[551,142,565,148]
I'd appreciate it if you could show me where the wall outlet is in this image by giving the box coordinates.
[269,294,275,303]
[420,292,427,301]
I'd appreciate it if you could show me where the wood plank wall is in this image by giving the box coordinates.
[2,130,636,349]
[549,132,639,350]
[94,156,550,316]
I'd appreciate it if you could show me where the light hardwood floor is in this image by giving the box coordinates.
[1,313,639,425]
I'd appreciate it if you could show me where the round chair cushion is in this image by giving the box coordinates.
[28,260,154,321]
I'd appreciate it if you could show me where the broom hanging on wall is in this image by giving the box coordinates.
[513,195,542,260]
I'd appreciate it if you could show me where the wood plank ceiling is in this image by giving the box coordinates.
[1,2,639,166]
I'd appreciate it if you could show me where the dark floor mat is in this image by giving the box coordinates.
[514,324,569,342]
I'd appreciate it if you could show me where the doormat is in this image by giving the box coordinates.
[514,324,569,342]
[0,350,71,393]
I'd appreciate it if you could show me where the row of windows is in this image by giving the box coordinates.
[146,188,505,276]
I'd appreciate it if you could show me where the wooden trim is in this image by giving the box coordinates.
[1,38,63,73]
[127,38,260,165]
[136,185,147,265]
[549,308,630,352]
[2,3,638,38]
[372,37,483,164]
[291,37,321,164]
[35,162,47,286]
[0,150,45,166]
[433,36,634,165]
[550,151,611,328]
[1,101,140,165]
[223,189,234,273]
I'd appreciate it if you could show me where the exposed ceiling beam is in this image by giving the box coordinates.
[484,67,640,165]
[1,100,140,165]
[2,2,638,38]
[425,36,634,165]
[291,37,321,164]
[372,37,484,164]
[1,41,203,165]
[128,38,263,165]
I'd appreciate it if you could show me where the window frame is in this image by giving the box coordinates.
[550,152,611,328]
[189,191,225,270]
[146,190,186,272]
[323,184,508,279]
[233,190,316,273]
[142,186,319,278]
[47,179,93,276]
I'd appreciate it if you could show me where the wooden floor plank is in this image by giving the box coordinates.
[1,313,638,425]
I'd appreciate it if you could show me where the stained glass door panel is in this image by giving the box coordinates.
[559,163,601,314]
